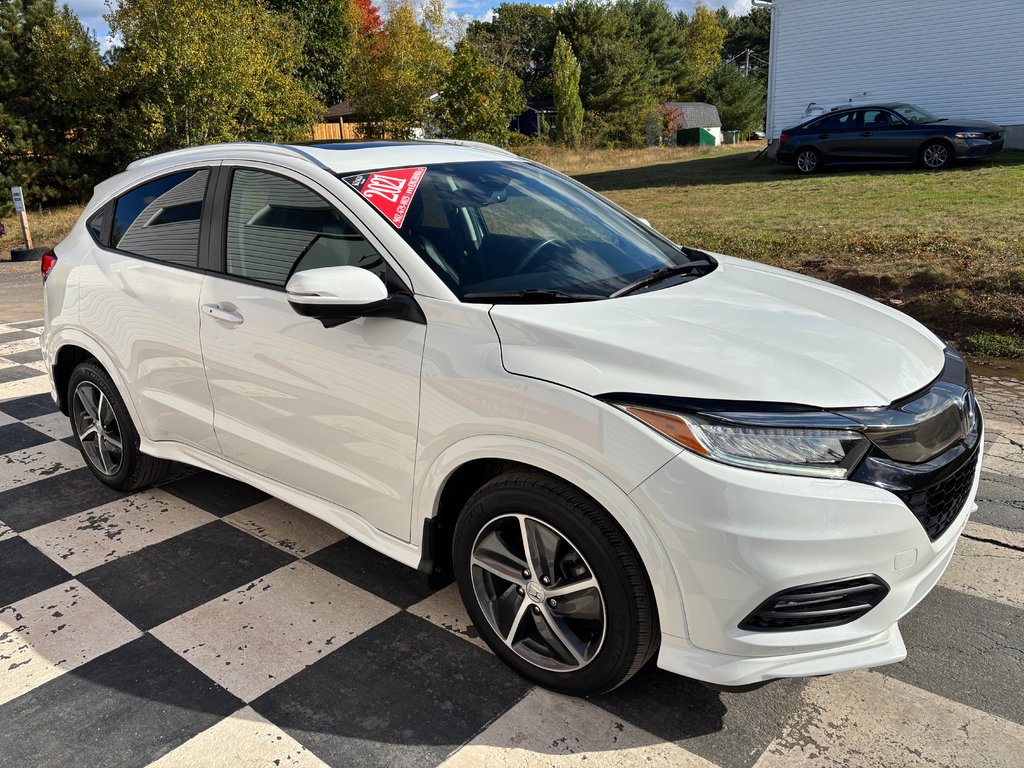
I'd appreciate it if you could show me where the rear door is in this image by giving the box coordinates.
[197,164,425,539]
[811,111,863,163]
[78,166,219,450]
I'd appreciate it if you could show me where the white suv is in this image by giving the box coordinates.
[41,140,982,695]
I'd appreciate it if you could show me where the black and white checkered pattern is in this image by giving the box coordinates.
[2,319,1023,768]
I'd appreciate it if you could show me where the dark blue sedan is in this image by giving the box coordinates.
[776,103,1005,174]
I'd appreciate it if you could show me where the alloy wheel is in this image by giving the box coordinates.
[72,381,124,476]
[923,143,950,168]
[470,513,606,672]
[797,150,818,173]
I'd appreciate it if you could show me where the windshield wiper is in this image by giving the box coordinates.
[611,259,716,298]
[462,289,603,304]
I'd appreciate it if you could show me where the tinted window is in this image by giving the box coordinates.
[86,207,106,245]
[820,111,859,131]
[110,170,208,266]
[226,169,386,287]
[863,110,895,129]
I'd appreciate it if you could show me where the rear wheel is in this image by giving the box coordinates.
[69,361,170,490]
[795,147,822,174]
[453,471,658,696]
[920,140,953,169]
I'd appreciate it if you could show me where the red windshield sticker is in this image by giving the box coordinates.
[342,166,426,228]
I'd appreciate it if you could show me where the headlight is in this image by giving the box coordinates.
[955,131,985,139]
[616,405,870,479]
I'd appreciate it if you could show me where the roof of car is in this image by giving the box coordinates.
[125,139,521,175]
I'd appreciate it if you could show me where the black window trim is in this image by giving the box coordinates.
[213,163,413,295]
[95,165,215,275]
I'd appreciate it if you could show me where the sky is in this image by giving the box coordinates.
[67,0,753,53]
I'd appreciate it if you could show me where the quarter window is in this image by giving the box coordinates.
[110,170,209,267]
[225,169,387,287]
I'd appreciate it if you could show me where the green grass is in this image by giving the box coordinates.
[525,144,1024,349]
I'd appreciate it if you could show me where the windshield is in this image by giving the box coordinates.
[892,104,937,123]
[339,160,703,301]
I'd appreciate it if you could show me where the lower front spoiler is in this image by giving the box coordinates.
[656,624,906,687]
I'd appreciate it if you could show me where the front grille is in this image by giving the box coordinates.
[739,576,889,632]
[895,450,978,541]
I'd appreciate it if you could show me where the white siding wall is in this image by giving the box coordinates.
[767,0,1024,142]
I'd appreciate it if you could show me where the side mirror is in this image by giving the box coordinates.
[285,265,426,327]
[286,266,388,322]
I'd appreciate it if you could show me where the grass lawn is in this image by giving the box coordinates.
[4,144,1023,354]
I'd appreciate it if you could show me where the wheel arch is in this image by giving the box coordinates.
[49,330,142,429]
[414,436,688,639]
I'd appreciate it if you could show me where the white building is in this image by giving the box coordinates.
[763,0,1024,150]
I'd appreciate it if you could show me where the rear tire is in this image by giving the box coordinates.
[795,147,822,174]
[920,140,953,170]
[68,361,170,490]
[452,471,658,696]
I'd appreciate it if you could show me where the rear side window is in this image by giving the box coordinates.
[819,111,859,131]
[225,169,386,287]
[86,208,106,244]
[110,170,209,267]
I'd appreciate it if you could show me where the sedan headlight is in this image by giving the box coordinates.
[615,404,870,479]
[955,131,986,139]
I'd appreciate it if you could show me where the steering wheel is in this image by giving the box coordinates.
[514,237,570,274]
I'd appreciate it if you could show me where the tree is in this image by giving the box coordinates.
[722,7,771,67]
[465,3,556,100]
[348,0,452,139]
[551,32,582,148]
[434,39,525,145]
[678,0,726,97]
[554,0,658,146]
[699,63,766,137]
[266,0,355,105]
[0,1,117,206]
[107,0,320,155]
[615,0,686,97]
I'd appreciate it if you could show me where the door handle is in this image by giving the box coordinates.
[861,131,873,137]
[818,133,830,139]
[202,303,244,325]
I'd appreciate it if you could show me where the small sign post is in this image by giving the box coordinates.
[10,187,33,249]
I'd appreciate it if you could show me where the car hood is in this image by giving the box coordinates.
[921,118,1003,131]
[490,255,945,408]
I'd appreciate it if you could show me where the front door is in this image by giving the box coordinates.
[858,109,918,161]
[198,166,425,539]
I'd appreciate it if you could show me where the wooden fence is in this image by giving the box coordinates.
[311,122,358,141]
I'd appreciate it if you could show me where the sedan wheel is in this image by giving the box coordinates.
[795,148,821,174]
[453,471,658,696]
[921,141,952,169]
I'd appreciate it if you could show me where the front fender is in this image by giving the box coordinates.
[414,434,689,640]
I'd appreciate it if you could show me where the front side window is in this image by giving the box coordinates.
[110,170,209,267]
[340,161,704,300]
[226,169,387,287]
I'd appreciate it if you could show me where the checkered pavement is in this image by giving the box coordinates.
[2,318,1023,768]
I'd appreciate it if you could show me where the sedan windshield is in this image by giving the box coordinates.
[892,104,937,123]
[339,160,707,301]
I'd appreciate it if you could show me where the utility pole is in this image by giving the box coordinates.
[744,48,751,77]
[10,187,32,249]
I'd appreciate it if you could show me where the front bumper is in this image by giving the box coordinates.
[954,136,1004,158]
[629,431,982,685]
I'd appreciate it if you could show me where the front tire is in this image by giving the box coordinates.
[795,147,822,174]
[68,361,170,490]
[920,140,953,170]
[453,471,658,696]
